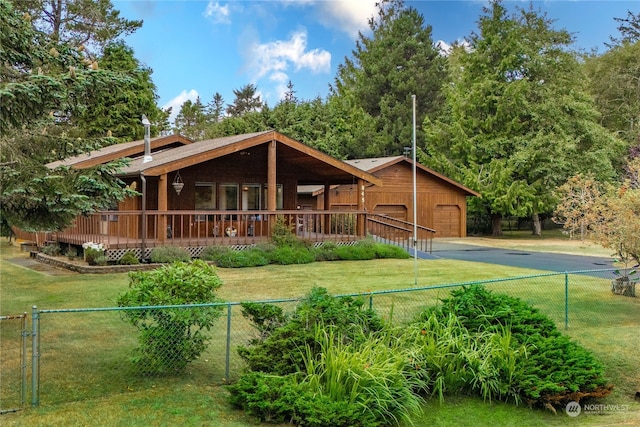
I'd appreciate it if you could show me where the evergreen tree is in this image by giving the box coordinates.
[334,0,447,156]
[174,98,207,140]
[0,0,136,232]
[206,92,225,123]
[226,84,263,117]
[12,0,142,56]
[425,1,625,236]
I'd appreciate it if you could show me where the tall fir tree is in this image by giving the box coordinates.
[425,1,625,236]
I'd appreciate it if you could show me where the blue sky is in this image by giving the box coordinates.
[112,1,639,122]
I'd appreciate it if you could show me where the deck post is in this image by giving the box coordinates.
[158,173,168,243]
[323,182,331,234]
[357,179,365,237]
[267,140,277,210]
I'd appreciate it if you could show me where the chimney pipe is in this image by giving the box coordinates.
[141,114,152,163]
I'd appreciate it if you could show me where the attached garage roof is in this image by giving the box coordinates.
[345,156,480,197]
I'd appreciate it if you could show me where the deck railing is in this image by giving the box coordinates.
[366,214,435,253]
[48,210,368,250]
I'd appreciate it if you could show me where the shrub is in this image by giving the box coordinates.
[216,247,271,268]
[65,246,78,260]
[270,216,300,247]
[41,243,61,256]
[84,247,104,266]
[334,241,376,260]
[117,260,224,375]
[269,245,315,265]
[228,371,376,427]
[313,242,340,261]
[149,246,191,263]
[118,251,139,265]
[433,286,612,407]
[93,255,109,266]
[200,245,232,261]
[373,243,411,259]
[237,287,384,376]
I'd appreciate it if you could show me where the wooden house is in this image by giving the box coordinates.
[298,156,480,238]
[22,131,386,260]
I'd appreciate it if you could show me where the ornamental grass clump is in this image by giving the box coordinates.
[401,311,526,404]
[302,327,424,426]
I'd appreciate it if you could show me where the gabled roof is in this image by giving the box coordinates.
[345,156,480,197]
[49,130,382,186]
[47,134,194,169]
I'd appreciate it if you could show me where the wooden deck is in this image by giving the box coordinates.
[13,210,434,260]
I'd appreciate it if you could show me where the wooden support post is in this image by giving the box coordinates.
[268,140,277,211]
[357,179,365,237]
[158,173,168,243]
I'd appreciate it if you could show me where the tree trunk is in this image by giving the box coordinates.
[532,213,542,236]
[491,214,503,237]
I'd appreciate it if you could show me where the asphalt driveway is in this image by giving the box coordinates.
[420,240,616,273]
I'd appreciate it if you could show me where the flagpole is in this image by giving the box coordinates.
[412,94,418,286]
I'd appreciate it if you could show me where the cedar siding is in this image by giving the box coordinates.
[316,156,479,238]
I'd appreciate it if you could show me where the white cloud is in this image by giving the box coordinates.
[312,0,377,39]
[162,89,200,124]
[203,1,231,24]
[246,29,331,101]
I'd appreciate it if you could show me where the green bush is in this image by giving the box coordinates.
[227,371,376,427]
[269,245,315,265]
[373,243,411,259]
[217,247,271,268]
[84,247,104,266]
[41,243,61,256]
[200,245,232,261]
[433,286,612,407]
[237,287,384,376]
[93,255,109,266]
[149,246,191,263]
[334,241,376,260]
[313,242,340,261]
[270,215,300,247]
[117,260,224,375]
[118,251,139,265]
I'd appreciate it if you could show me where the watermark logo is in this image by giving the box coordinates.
[565,401,630,417]
[566,401,581,417]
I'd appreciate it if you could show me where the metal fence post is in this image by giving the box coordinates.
[21,312,27,408]
[31,306,39,407]
[225,303,231,381]
[564,272,569,330]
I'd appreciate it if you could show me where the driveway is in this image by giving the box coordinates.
[419,240,616,273]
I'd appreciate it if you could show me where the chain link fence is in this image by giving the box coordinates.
[0,313,28,414]
[2,268,639,408]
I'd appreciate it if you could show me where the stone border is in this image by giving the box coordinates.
[35,253,162,274]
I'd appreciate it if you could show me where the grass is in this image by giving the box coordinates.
[1,239,639,426]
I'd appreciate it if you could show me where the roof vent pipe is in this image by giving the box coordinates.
[141,114,152,163]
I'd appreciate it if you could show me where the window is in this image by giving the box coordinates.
[262,184,283,210]
[219,184,238,211]
[195,183,216,209]
[242,184,261,211]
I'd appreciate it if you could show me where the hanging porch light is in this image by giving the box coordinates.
[172,170,184,195]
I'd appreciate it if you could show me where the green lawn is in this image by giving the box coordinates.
[1,240,638,426]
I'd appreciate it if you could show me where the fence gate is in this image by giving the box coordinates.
[0,313,28,414]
